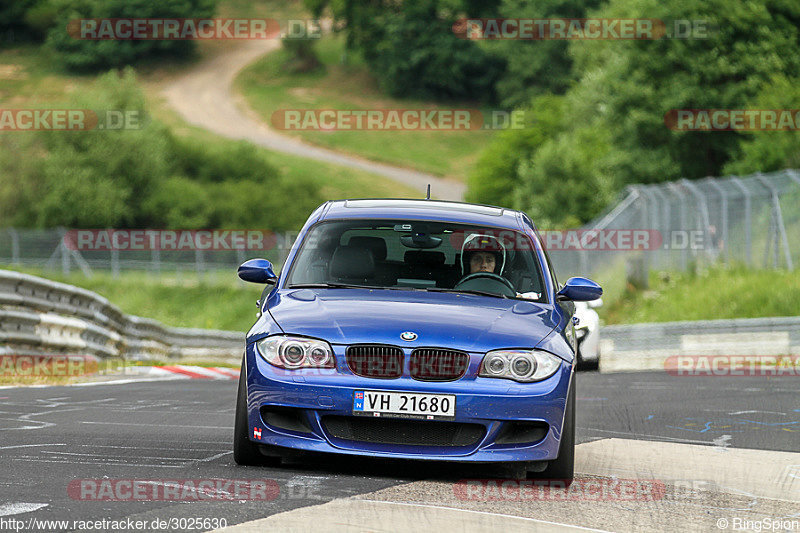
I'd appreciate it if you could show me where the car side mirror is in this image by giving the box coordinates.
[556,277,602,302]
[238,258,277,284]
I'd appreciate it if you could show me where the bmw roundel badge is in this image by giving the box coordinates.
[400,331,418,341]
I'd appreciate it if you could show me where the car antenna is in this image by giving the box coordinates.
[426,184,431,200]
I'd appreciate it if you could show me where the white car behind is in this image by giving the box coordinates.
[573,298,602,369]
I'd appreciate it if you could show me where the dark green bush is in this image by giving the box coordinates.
[281,36,321,73]
[312,0,504,103]
[364,6,505,102]
[45,0,216,71]
[1,0,53,42]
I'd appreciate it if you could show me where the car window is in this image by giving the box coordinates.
[285,219,546,301]
[341,228,457,264]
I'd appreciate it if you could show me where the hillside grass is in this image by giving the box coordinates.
[0,41,420,204]
[601,266,800,324]
[236,33,496,180]
[149,98,421,200]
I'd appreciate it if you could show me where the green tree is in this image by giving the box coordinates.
[45,0,217,71]
[490,0,602,108]
[566,0,800,184]
[515,125,619,228]
[0,68,321,230]
[466,94,565,208]
[307,0,505,102]
[20,68,167,227]
[468,0,800,226]
[723,75,800,175]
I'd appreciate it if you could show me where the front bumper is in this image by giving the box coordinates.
[244,343,573,463]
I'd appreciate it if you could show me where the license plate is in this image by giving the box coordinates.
[353,390,456,420]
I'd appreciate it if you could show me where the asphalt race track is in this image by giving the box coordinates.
[1,371,798,532]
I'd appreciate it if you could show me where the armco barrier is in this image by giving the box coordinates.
[599,316,800,372]
[5,269,797,372]
[0,270,243,362]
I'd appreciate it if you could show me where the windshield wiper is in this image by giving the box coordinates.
[287,284,506,298]
[287,283,387,290]
[287,283,354,289]
[425,288,508,299]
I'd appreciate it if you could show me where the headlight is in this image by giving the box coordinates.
[479,349,562,382]
[256,336,335,369]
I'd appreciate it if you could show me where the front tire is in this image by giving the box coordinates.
[233,357,279,466]
[530,373,575,483]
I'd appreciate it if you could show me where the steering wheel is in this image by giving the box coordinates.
[454,272,516,297]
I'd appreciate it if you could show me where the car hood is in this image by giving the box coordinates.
[259,288,559,353]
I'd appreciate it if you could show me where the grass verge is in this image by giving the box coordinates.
[0,375,76,387]
[236,33,495,179]
[601,266,800,324]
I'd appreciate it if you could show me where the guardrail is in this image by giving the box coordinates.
[5,269,797,372]
[599,316,800,372]
[0,269,243,362]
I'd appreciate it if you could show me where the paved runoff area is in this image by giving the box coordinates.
[0,371,798,532]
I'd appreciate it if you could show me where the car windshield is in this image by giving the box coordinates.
[285,219,546,301]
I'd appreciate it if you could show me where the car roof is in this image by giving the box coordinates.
[318,199,528,230]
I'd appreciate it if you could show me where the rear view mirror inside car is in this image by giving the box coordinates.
[400,233,442,249]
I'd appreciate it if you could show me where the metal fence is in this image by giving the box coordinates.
[548,168,800,282]
[1,169,798,282]
[0,228,296,281]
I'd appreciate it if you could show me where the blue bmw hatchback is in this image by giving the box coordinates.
[233,199,601,480]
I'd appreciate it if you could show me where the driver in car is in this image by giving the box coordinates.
[468,251,498,274]
[461,234,505,276]
[459,233,540,300]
